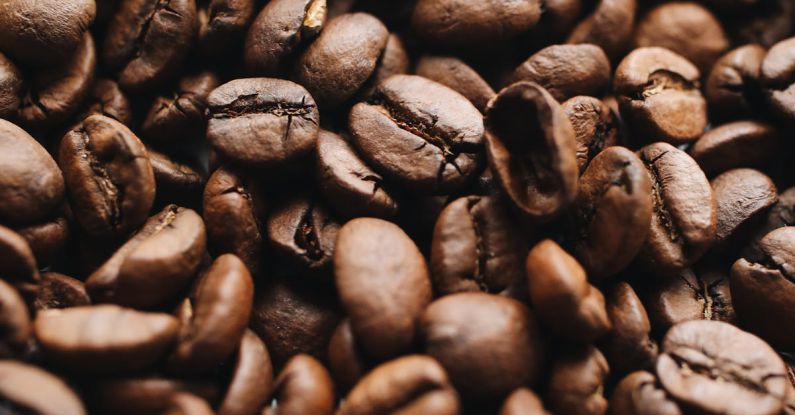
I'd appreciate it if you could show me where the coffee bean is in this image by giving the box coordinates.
[485,81,578,221]
[711,168,777,246]
[359,34,410,100]
[635,142,716,274]
[217,329,273,415]
[431,195,528,299]
[148,147,206,205]
[421,292,543,401]
[691,121,780,177]
[86,377,220,415]
[500,388,550,415]
[86,205,206,308]
[600,282,658,377]
[349,74,484,194]
[59,114,156,240]
[526,240,612,342]
[705,45,766,121]
[562,96,620,174]
[245,0,326,76]
[335,218,431,361]
[103,0,197,91]
[510,44,611,102]
[267,194,340,272]
[206,78,320,167]
[567,0,637,59]
[142,71,220,143]
[0,278,31,358]
[34,304,178,373]
[0,0,95,67]
[327,319,367,393]
[0,224,40,286]
[338,355,459,415]
[13,216,70,268]
[34,272,91,311]
[657,320,788,415]
[761,37,795,124]
[729,0,794,48]
[548,346,609,415]
[168,254,253,374]
[197,0,256,56]
[525,0,582,47]
[744,186,795,259]
[615,48,707,145]
[165,393,214,415]
[0,52,23,119]
[0,361,86,415]
[608,371,682,415]
[80,78,133,126]
[415,55,496,113]
[0,119,65,226]
[262,354,335,415]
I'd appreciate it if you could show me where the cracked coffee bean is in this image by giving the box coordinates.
[79,78,133,126]
[562,96,620,174]
[267,194,339,273]
[142,70,219,142]
[197,0,256,56]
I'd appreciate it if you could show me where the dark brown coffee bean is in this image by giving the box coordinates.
[615,48,707,145]
[0,119,65,226]
[359,33,410,100]
[745,186,795,259]
[0,0,95,67]
[197,0,256,56]
[80,78,133,126]
[431,195,527,299]
[729,0,794,48]
[293,13,387,108]
[525,0,582,46]
[245,0,326,76]
[349,74,484,194]
[13,216,70,268]
[147,147,206,203]
[600,282,658,377]
[500,388,550,415]
[690,121,780,177]
[103,0,198,91]
[0,361,86,415]
[86,377,220,415]
[548,346,609,415]
[657,320,788,415]
[569,146,652,278]
[34,272,91,311]
[168,254,254,374]
[206,77,320,167]
[705,45,766,121]
[510,44,611,102]
[415,55,496,113]
[335,218,431,361]
[218,329,273,415]
[731,227,795,350]
[262,354,335,415]
[421,292,543,401]
[410,0,541,47]
[338,355,459,415]
[562,96,620,174]
[711,168,777,246]
[34,304,178,373]
[327,319,367,393]
[761,37,795,124]
[315,130,399,219]
[142,71,220,142]
[0,224,40,286]
[86,205,206,309]
[485,81,578,221]
[0,52,23,119]
[267,195,340,272]
[567,0,637,60]
[608,371,682,415]
[0,279,31,358]
[526,240,612,342]
[59,114,156,240]
[165,393,214,415]
[635,142,716,274]
[633,2,729,74]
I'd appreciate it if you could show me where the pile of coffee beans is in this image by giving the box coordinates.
[1,0,795,413]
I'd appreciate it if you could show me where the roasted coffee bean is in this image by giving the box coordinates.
[608,371,682,415]
[548,346,609,415]
[86,377,220,415]
[0,224,40,286]
[705,45,766,121]
[691,121,779,177]
[510,44,611,102]
[34,272,91,311]
[337,355,459,415]
[711,168,777,246]
[165,393,214,415]
[421,292,543,401]
[13,216,70,268]
[34,304,178,373]
[349,74,484,194]
[526,240,612,342]
[600,282,658,377]
[615,48,707,145]
[217,329,273,415]
[415,55,496,113]
[197,0,256,56]
[567,0,637,60]
[358,34,410,100]
[562,96,620,174]
[656,320,788,415]
[262,354,335,415]
[335,218,431,361]
[745,186,795,258]
[0,52,23,119]
[86,205,205,309]
[635,142,716,274]
[245,0,326,76]
[0,119,65,226]
[0,361,86,415]
[731,227,795,350]
[327,319,367,393]
[484,81,578,221]
[500,388,550,415]
[267,195,340,272]
[147,147,206,204]
[410,0,541,48]
[80,78,133,126]
[729,0,794,48]
[315,130,399,219]
[0,0,95,67]
[760,37,795,124]
[168,254,254,374]
[59,114,156,240]
[206,78,320,167]
[0,278,31,358]
[525,0,582,46]
[142,71,220,142]
[293,13,387,108]
[569,146,652,278]
[103,0,198,91]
